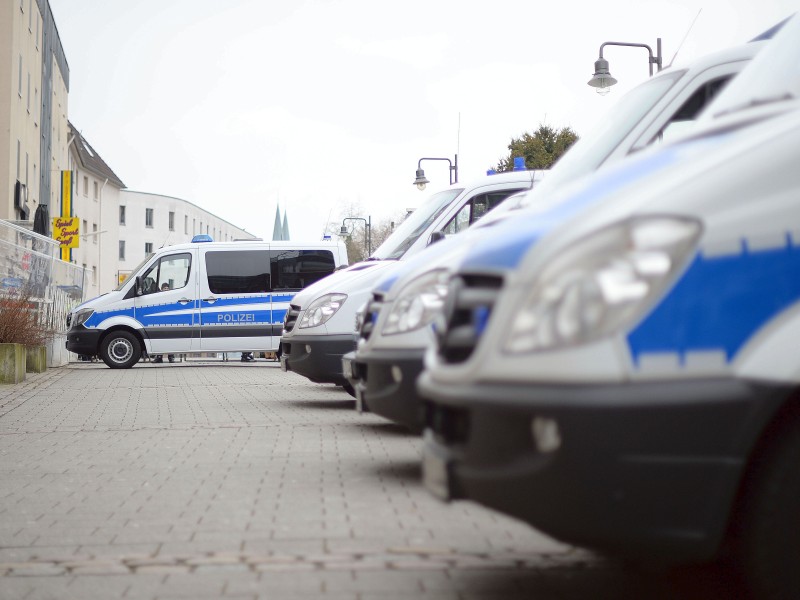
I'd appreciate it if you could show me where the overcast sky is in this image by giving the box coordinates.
[48,0,795,242]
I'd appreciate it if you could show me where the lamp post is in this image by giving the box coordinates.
[413,155,458,191]
[588,38,663,95]
[340,216,372,257]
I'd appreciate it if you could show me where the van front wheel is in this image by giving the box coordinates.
[100,331,141,369]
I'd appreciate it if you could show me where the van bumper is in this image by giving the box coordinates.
[418,374,787,563]
[345,347,425,432]
[280,334,356,385]
[66,328,103,356]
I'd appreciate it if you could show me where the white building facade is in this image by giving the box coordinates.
[66,122,125,299]
[0,0,70,223]
[117,190,256,287]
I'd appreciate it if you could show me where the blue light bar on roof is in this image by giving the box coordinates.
[192,234,213,243]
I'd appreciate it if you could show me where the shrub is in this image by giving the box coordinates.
[0,289,55,346]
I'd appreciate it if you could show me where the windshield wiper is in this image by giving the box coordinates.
[714,93,795,118]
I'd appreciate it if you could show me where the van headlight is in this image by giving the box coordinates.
[72,308,94,328]
[505,216,701,353]
[298,294,347,329]
[383,270,449,336]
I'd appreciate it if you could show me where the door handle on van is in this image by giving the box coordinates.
[202,297,217,304]
[178,298,191,305]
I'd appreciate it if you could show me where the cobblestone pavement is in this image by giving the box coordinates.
[0,361,744,599]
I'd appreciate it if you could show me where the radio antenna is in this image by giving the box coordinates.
[669,8,702,68]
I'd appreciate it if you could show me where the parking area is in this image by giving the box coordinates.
[0,361,738,599]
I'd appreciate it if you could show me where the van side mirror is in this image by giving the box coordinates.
[428,231,446,246]
[135,276,143,296]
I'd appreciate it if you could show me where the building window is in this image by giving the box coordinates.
[145,242,153,255]
[18,55,22,97]
[119,205,126,225]
[119,240,126,260]
[26,73,30,112]
[145,208,154,228]
[169,211,175,231]
[92,266,97,284]
[193,218,196,234]
[83,176,88,196]
[184,215,188,234]
[82,220,88,239]
[93,181,98,199]
[92,223,98,244]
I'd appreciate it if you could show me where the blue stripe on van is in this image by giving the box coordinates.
[627,236,800,364]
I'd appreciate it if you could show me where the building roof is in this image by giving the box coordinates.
[68,122,126,189]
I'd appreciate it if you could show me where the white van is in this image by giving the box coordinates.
[420,14,800,598]
[66,236,348,368]
[344,36,769,432]
[279,170,545,391]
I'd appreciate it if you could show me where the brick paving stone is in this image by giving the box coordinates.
[1,362,739,599]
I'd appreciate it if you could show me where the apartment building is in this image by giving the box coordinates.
[0,0,69,223]
[67,122,125,299]
[117,190,256,286]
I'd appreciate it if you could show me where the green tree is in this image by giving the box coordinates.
[495,124,579,171]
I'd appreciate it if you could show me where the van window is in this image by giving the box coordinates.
[441,191,520,236]
[271,249,336,291]
[205,250,270,294]
[140,253,191,295]
[652,76,732,145]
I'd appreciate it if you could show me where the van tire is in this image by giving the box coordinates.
[738,420,800,599]
[100,331,142,369]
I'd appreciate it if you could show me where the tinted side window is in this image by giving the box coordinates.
[271,250,335,290]
[206,250,270,294]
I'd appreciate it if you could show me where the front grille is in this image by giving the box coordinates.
[436,274,503,364]
[283,303,302,333]
[358,292,384,343]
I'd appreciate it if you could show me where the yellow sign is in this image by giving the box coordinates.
[53,217,80,249]
[60,171,74,261]
[118,271,131,286]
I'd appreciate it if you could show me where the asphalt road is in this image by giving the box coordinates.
[0,359,747,599]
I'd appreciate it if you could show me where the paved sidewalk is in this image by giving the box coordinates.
[0,361,739,599]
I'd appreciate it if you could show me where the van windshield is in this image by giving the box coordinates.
[519,70,683,206]
[371,189,463,260]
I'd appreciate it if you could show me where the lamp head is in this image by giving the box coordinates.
[339,225,348,236]
[413,168,429,191]
[588,57,617,95]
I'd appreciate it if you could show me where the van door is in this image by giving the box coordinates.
[134,250,197,355]
[198,246,273,352]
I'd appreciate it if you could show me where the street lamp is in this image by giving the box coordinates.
[588,38,663,95]
[340,216,372,256]
[413,155,458,191]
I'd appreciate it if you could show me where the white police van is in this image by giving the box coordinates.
[343,34,771,432]
[66,236,348,368]
[279,169,545,392]
[420,14,800,598]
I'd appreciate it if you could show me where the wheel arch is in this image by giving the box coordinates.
[100,325,148,355]
[721,390,800,557]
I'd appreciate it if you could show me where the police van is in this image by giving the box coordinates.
[420,15,800,598]
[66,236,348,368]
[343,34,770,432]
[279,169,545,392]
